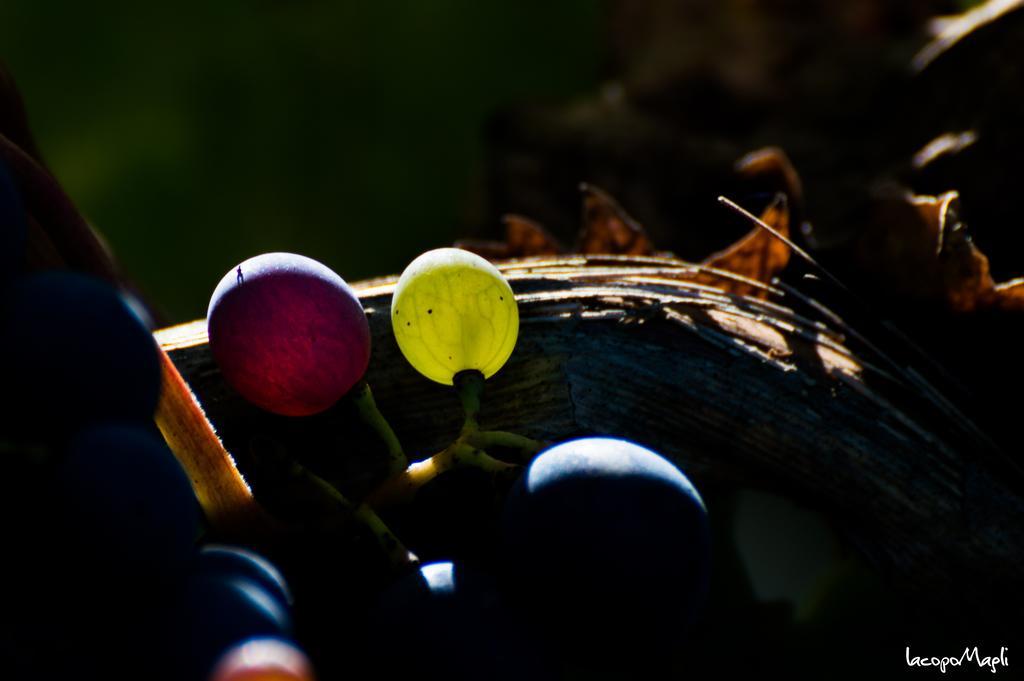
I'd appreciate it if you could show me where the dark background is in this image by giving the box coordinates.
[5,2,1019,676]
[0,1,604,320]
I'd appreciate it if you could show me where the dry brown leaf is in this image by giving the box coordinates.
[455,214,562,260]
[914,0,1024,71]
[736,147,802,188]
[690,147,801,298]
[911,130,978,171]
[699,195,791,299]
[855,190,1024,312]
[502,214,561,256]
[992,278,1024,310]
[735,146,804,233]
[577,183,658,255]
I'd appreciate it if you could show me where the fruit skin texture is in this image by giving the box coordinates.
[56,424,201,582]
[0,271,161,435]
[500,437,712,657]
[11,426,191,681]
[207,252,370,416]
[391,247,518,385]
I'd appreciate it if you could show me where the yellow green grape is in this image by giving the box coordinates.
[392,248,519,385]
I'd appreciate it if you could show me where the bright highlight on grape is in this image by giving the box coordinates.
[369,561,552,679]
[210,637,315,681]
[391,248,519,385]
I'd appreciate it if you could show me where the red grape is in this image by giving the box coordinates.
[207,253,371,416]
[209,638,315,681]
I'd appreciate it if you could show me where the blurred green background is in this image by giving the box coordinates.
[0,1,605,321]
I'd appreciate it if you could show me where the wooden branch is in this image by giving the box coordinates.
[156,255,1024,614]
[154,349,270,536]
[1,127,267,537]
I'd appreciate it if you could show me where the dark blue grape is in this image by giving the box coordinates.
[0,157,26,283]
[56,423,201,583]
[196,544,293,610]
[175,575,294,680]
[370,561,555,680]
[0,271,161,437]
[500,437,712,660]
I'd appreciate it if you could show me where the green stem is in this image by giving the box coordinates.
[364,441,520,507]
[454,369,485,429]
[301,464,415,567]
[350,381,407,476]
[289,459,416,568]
[449,442,517,474]
[464,430,547,461]
[364,369,540,507]
[252,440,416,569]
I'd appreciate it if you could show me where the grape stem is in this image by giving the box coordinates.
[454,370,547,463]
[298,464,416,569]
[364,441,520,507]
[455,369,485,426]
[252,441,417,569]
[363,371,546,507]
[349,381,408,476]
[155,351,277,537]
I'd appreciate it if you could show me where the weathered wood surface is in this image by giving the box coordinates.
[157,255,1023,613]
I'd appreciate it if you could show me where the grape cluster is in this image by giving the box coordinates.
[364,440,710,678]
[200,247,711,677]
[3,143,712,681]
[0,159,310,681]
[386,251,710,676]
